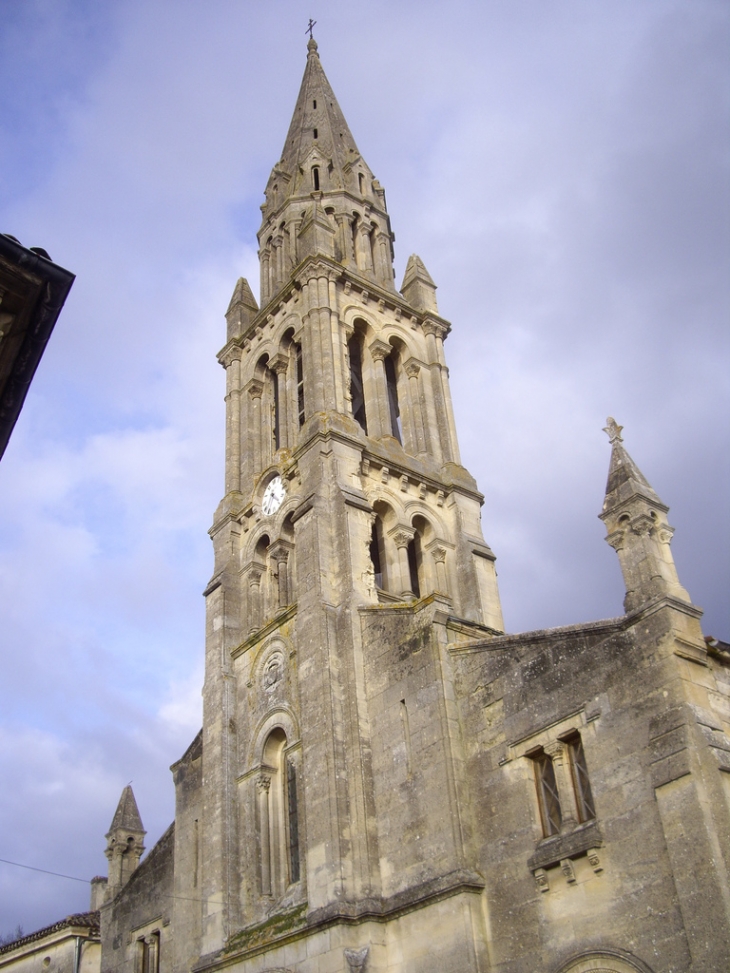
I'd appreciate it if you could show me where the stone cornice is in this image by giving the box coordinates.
[196,869,485,973]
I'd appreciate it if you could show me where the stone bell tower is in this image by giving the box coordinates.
[198,35,504,964]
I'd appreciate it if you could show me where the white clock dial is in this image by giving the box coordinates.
[262,475,286,516]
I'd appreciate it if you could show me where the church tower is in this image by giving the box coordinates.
[198,34,504,963]
[75,30,730,973]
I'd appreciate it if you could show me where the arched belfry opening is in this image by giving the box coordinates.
[348,323,368,433]
[258,728,301,896]
[384,343,403,443]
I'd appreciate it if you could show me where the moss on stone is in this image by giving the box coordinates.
[223,904,307,954]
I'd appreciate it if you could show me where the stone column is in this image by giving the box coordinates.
[423,321,453,463]
[269,353,289,451]
[355,221,374,274]
[430,544,448,594]
[260,249,271,306]
[404,359,426,454]
[272,233,284,291]
[245,379,264,481]
[270,542,291,609]
[369,339,392,440]
[336,214,354,266]
[392,527,416,599]
[257,774,272,895]
[376,230,392,286]
[544,741,578,830]
[248,567,263,635]
[223,352,242,494]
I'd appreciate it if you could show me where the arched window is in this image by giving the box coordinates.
[312,166,320,191]
[384,349,402,443]
[259,729,301,895]
[348,332,367,433]
[358,172,365,194]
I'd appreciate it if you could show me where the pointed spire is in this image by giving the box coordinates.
[601,417,665,517]
[277,36,361,192]
[400,254,439,314]
[104,785,146,899]
[257,38,396,303]
[108,784,144,834]
[599,418,691,613]
[226,277,259,341]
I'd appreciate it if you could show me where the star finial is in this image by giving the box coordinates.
[603,417,624,444]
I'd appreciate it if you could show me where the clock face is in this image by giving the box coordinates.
[262,475,286,516]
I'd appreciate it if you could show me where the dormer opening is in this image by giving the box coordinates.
[312,166,320,191]
[313,128,318,139]
[312,99,317,109]
[358,172,365,194]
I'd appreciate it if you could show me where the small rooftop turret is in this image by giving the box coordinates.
[103,785,146,901]
[600,417,692,613]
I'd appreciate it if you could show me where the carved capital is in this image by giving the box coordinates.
[422,318,448,341]
[430,545,447,564]
[248,566,263,587]
[368,338,391,362]
[404,358,421,379]
[391,526,415,549]
[246,378,264,400]
[219,346,243,368]
[543,741,567,764]
[656,525,674,545]
[630,513,654,537]
[269,539,292,563]
[269,352,289,375]
[605,529,626,551]
[256,774,271,793]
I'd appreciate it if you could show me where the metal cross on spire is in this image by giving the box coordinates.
[306,19,317,39]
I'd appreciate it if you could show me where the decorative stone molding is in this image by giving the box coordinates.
[269,353,289,375]
[587,848,603,873]
[369,338,391,362]
[344,946,369,973]
[391,527,415,549]
[246,379,265,400]
[561,858,577,884]
[421,319,448,341]
[534,867,549,893]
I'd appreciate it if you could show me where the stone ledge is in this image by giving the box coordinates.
[527,820,603,871]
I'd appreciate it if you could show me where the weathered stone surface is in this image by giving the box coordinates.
[78,35,730,973]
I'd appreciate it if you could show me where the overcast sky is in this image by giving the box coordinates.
[0,0,727,935]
